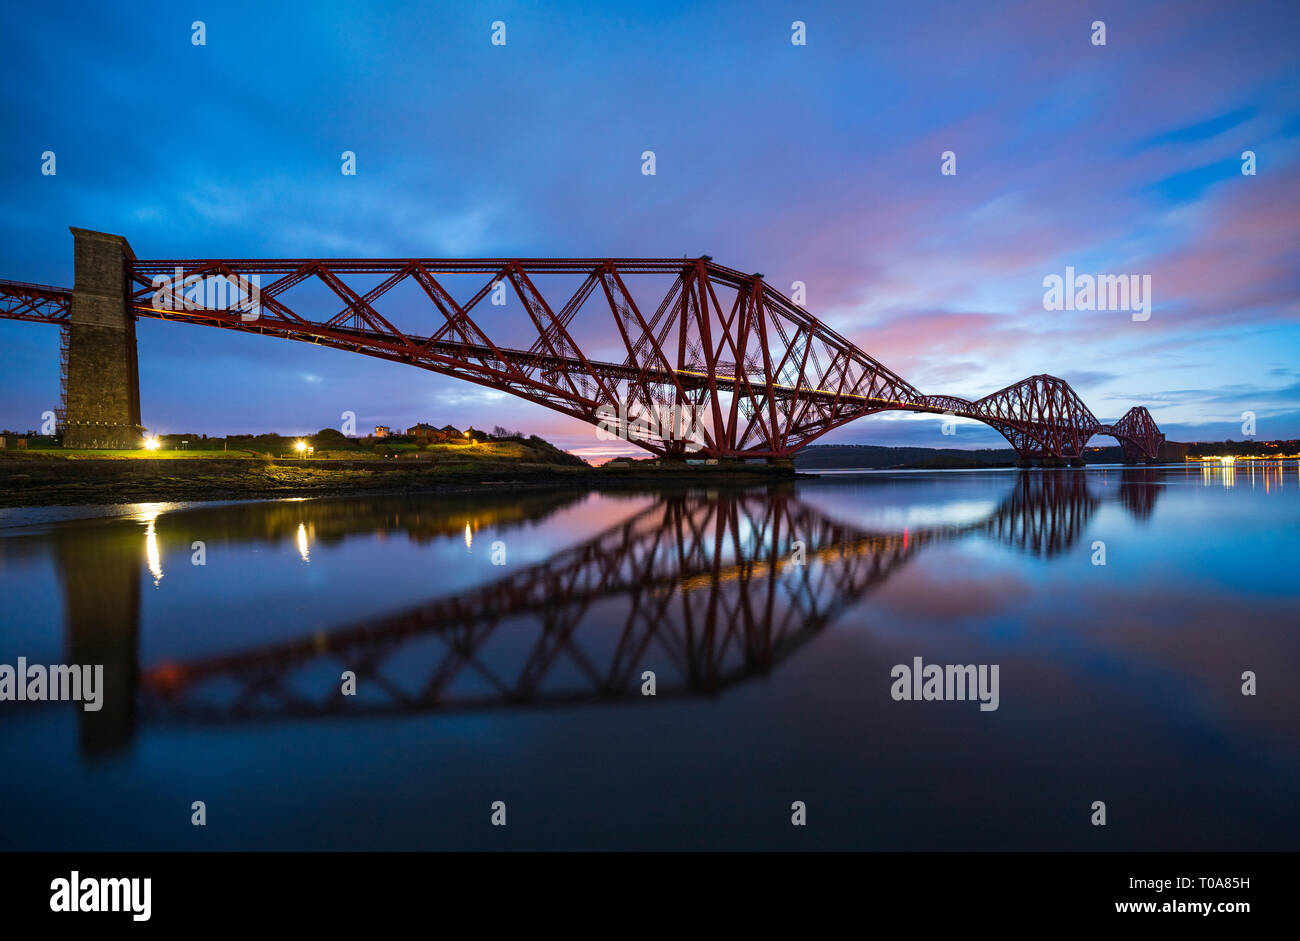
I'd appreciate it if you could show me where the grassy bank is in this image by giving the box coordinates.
[9,434,585,464]
[0,448,797,507]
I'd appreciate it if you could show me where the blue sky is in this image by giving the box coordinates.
[1,0,1298,456]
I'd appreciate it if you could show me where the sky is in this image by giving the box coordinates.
[1,0,1298,458]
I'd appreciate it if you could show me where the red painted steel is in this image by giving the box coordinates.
[0,278,71,324]
[0,261,1165,461]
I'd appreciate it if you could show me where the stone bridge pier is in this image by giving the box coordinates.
[63,227,143,449]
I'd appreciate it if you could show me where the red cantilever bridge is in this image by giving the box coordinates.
[0,227,1164,462]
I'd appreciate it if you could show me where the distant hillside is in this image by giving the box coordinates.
[793,444,1127,468]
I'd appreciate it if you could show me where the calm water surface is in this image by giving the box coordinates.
[1,465,1297,850]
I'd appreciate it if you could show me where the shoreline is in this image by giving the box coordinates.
[0,455,802,509]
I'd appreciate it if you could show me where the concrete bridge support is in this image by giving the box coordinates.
[1159,440,1189,463]
[62,228,143,449]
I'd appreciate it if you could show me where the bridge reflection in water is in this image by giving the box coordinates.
[43,471,1163,753]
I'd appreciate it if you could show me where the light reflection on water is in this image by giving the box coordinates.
[0,467,1296,851]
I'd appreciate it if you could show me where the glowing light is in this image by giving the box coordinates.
[143,435,161,450]
[145,518,163,586]
[294,439,308,453]
[464,522,473,550]
[1202,461,1236,490]
[297,522,310,562]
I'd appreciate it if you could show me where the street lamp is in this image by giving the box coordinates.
[294,439,308,454]
[143,435,161,450]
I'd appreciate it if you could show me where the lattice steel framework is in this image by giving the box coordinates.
[0,261,1166,460]
[0,279,70,324]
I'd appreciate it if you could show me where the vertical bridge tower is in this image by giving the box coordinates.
[63,227,142,448]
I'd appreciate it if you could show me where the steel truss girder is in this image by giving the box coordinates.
[0,278,71,324]
[0,261,1164,461]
